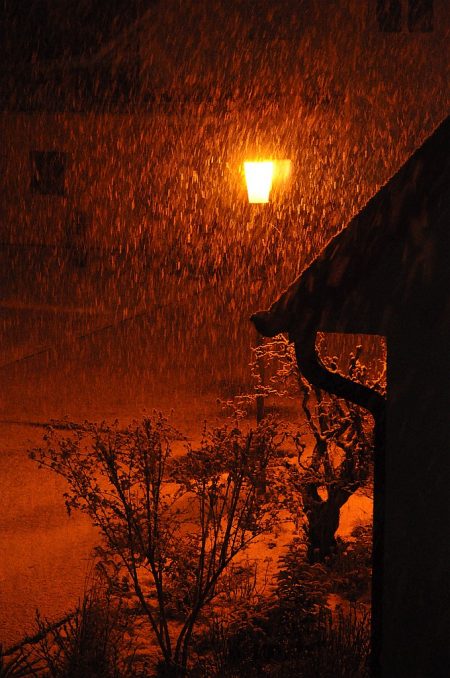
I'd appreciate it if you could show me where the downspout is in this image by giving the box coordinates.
[291,327,385,420]
[292,326,386,678]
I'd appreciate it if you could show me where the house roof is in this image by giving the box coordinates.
[251,113,450,339]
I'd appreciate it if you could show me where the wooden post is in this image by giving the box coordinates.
[255,331,265,424]
[254,331,266,496]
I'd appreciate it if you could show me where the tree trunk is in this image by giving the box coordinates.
[303,487,350,563]
[156,660,186,677]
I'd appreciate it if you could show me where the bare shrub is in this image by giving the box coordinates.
[30,415,283,676]
[0,645,42,678]
[34,584,142,678]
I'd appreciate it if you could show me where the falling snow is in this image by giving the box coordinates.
[0,0,448,650]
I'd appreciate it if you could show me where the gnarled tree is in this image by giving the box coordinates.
[250,334,385,563]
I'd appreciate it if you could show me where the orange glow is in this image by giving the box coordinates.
[275,159,292,182]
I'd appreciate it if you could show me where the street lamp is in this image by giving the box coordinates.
[243,159,291,204]
[243,159,291,424]
[244,161,274,203]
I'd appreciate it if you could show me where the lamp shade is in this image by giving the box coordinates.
[244,161,274,203]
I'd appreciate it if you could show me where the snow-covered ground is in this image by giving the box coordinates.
[0,305,251,648]
[0,391,229,646]
[0,402,372,647]
[0,259,372,647]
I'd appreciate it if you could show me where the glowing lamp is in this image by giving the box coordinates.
[244,161,274,204]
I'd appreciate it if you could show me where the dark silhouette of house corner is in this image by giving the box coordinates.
[251,114,450,678]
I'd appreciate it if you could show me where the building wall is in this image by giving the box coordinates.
[0,0,449,263]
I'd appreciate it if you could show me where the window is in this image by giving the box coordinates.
[408,0,433,31]
[30,150,66,196]
[376,0,402,32]
[376,0,433,32]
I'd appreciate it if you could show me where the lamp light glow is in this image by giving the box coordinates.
[244,161,275,203]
